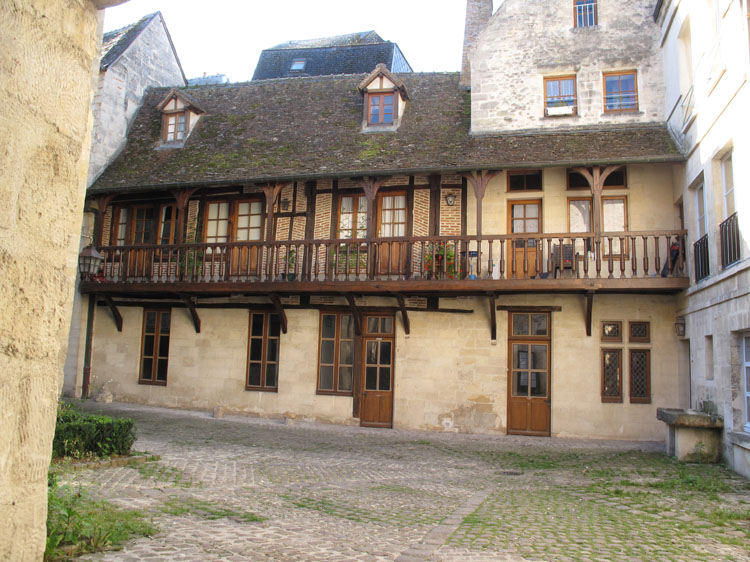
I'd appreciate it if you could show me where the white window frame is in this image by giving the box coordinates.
[696,183,707,238]
[721,152,735,219]
[743,335,750,433]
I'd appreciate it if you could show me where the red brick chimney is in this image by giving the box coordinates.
[461,0,493,87]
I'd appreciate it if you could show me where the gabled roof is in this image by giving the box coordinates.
[156,89,206,114]
[358,64,410,100]
[271,31,385,49]
[252,31,412,80]
[100,11,187,84]
[90,73,684,195]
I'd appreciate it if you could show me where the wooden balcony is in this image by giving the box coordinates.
[79,231,689,297]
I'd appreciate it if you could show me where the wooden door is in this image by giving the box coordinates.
[377,193,407,275]
[128,205,156,277]
[507,312,551,436]
[508,200,541,278]
[232,199,263,276]
[360,315,395,428]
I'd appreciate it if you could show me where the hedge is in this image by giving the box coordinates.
[52,408,135,459]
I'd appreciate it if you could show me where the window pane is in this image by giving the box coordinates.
[156,359,168,381]
[251,314,264,337]
[158,335,170,359]
[530,372,547,397]
[319,366,334,390]
[145,311,156,333]
[513,372,529,396]
[338,367,353,391]
[526,204,539,218]
[603,351,621,397]
[322,315,336,339]
[341,197,353,213]
[141,358,153,380]
[531,345,547,370]
[379,367,391,391]
[366,366,378,390]
[603,199,625,231]
[569,200,591,232]
[248,363,261,386]
[267,338,279,363]
[320,340,335,364]
[381,318,393,334]
[513,314,530,336]
[143,335,155,358]
[339,340,353,365]
[513,344,529,369]
[367,318,379,334]
[380,341,392,365]
[160,312,171,334]
[341,315,354,338]
[531,314,548,335]
[265,364,277,388]
[250,339,263,361]
[269,314,281,337]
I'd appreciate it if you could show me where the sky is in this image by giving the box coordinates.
[103,0,473,83]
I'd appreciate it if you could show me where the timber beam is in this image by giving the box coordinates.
[585,291,595,337]
[488,293,497,343]
[393,294,410,337]
[101,294,123,332]
[179,294,201,333]
[343,294,363,336]
[268,294,288,334]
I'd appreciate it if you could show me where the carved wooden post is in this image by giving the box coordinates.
[359,176,387,279]
[261,183,288,278]
[170,188,197,245]
[464,170,500,278]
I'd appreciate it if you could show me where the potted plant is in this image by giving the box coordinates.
[424,242,462,279]
[284,247,296,281]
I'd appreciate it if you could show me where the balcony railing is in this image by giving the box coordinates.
[694,234,710,282]
[719,212,741,269]
[89,231,687,288]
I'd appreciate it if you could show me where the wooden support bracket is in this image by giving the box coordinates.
[101,294,123,332]
[179,294,201,333]
[585,291,595,337]
[488,293,497,343]
[343,294,363,336]
[394,294,410,337]
[269,294,288,334]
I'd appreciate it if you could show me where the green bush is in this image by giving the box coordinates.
[52,406,135,459]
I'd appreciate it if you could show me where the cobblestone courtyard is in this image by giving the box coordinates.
[64,402,750,562]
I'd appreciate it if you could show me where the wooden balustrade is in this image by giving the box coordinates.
[93,230,687,286]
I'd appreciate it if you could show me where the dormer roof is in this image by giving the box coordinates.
[156,89,206,114]
[358,64,410,100]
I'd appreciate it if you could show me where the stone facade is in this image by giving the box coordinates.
[657,0,750,477]
[0,1,128,559]
[470,0,665,132]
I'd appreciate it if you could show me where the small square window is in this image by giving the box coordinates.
[629,322,650,343]
[574,0,598,27]
[290,58,306,72]
[368,93,395,125]
[544,77,577,116]
[164,112,187,142]
[604,71,639,112]
[601,321,622,342]
[508,170,543,191]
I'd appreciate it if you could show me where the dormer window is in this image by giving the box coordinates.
[358,64,409,132]
[156,89,206,147]
[368,93,395,125]
[165,112,187,142]
[290,58,306,72]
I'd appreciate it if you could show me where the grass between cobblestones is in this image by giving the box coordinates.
[446,449,750,561]
[160,495,266,522]
[135,458,196,488]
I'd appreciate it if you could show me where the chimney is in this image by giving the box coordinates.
[460,0,493,87]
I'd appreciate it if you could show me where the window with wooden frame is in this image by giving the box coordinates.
[111,206,128,246]
[601,349,623,402]
[603,71,638,112]
[601,321,622,342]
[378,192,407,237]
[158,204,176,245]
[338,194,368,239]
[164,111,187,142]
[629,349,651,403]
[602,196,629,258]
[567,168,627,190]
[203,200,230,244]
[131,205,156,245]
[508,170,543,192]
[574,0,597,27]
[246,312,280,391]
[629,321,650,343]
[368,92,396,125]
[139,309,170,385]
[568,197,593,252]
[544,76,577,116]
[317,313,355,395]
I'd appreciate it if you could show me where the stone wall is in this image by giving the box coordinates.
[471,0,665,132]
[0,1,127,559]
[88,12,185,185]
[90,293,683,440]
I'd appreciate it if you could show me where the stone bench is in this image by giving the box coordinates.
[656,408,724,462]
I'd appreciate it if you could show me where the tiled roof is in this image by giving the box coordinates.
[101,12,160,71]
[271,31,384,49]
[90,73,684,194]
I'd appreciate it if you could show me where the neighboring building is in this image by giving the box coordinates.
[655,0,750,477]
[88,11,186,185]
[188,73,230,86]
[72,0,696,443]
[252,30,412,80]
[63,11,186,399]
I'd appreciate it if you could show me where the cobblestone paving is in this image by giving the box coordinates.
[65,402,750,562]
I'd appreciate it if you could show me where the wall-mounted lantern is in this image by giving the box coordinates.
[444,193,456,206]
[78,245,103,281]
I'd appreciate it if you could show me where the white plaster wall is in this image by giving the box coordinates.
[471,0,665,132]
